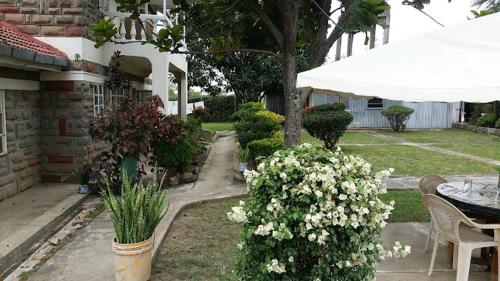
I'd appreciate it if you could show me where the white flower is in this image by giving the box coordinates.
[308,233,317,241]
[288,256,294,263]
[227,207,248,223]
[338,194,347,201]
[266,259,286,274]
[255,222,274,236]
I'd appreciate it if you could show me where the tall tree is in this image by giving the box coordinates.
[92,0,389,146]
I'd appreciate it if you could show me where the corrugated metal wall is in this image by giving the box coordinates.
[311,93,459,129]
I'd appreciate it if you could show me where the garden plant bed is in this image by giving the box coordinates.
[151,191,429,280]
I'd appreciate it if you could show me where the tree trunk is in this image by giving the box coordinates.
[279,1,301,146]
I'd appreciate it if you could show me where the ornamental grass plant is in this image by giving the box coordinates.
[101,171,167,244]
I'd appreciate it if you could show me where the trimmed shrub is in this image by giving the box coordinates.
[475,113,497,128]
[303,103,353,149]
[381,105,414,132]
[152,137,194,174]
[496,118,500,129]
[203,95,236,122]
[227,144,410,280]
[232,102,265,121]
[235,109,284,148]
[247,132,285,160]
[185,116,202,153]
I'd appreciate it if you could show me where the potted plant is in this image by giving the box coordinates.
[236,148,249,172]
[101,171,167,281]
[73,163,91,194]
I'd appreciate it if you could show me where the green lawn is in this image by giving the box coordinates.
[380,190,430,222]
[433,143,500,162]
[152,192,427,280]
[341,144,497,176]
[377,129,500,144]
[202,122,234,131]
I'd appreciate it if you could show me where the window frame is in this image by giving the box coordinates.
[92,83,105,116]
[367,98,384,110]
[0,90,7,155]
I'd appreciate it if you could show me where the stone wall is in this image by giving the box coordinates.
[40,80,107,182]
[0,90,42,201]
[453,123,500,137]
[0,0,100,39]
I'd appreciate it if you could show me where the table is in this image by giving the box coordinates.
[437,181,500,219]
[437,180,500,281]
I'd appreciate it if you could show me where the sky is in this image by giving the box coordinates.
[328,0,474,61]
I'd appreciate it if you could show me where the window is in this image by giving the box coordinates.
[0,90,6,154]
[92,84,105,116]
[367,98,384,109]
[110,88,131,106]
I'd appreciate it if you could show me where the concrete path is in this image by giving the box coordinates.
[27,132,245,281]
[370,131,500,166]
[377,222,489,281]
[0,183,86,278]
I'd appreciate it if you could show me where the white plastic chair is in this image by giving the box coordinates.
[424,194,500,281]
[418,175,447,251]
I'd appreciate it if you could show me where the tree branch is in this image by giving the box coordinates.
[415,8,445,27]
[247,0,285,48]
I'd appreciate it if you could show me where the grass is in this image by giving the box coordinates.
[341,145,497,176]
[152,192,428,280]
[151,199,241,281]
[380,190,430,222]
[433,143,500,162]
[377,129,500,144]
[202,122,234,131]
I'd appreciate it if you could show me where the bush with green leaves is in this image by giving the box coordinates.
[247,132,285,160]
[203,95,236,122]
[303,103,353,149]
[475,113,497,128]
[152,137,194,178]
[235,109,284,148]
[101,171,167,244]
[381,105,414,132]
[496,118,500,129]
[227,144,410,280]
[232,102,265,121]
[469,104,483,124]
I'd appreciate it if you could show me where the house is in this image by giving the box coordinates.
[308,93,461,129]
[0,0,188,201]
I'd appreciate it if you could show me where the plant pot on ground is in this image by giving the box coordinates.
[73,161,92,194]
[101,170,167,281]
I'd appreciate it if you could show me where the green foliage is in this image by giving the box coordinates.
[101,170,167,244]
[496,118,500,129]
[247,133,285,160]
[381,105,415,132]
[235,107,284,148]
[203,96,236,122]
[73,161,92,185]
[470,104,484,124]
[153,137,194,171]
[228,144,408,280]
[236,148,250,163]
[475,113,497,128]
[232,102,265,121]
[89,18,117,48]
[303,103,353,149]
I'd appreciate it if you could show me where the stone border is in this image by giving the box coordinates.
[453,123,500,137]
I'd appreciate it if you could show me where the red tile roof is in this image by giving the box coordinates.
[0,21,67,59]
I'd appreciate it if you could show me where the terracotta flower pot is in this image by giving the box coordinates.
[112,236,153,281]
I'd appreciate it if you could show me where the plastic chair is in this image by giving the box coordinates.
[418,175,447,251]
[424,194,500,281]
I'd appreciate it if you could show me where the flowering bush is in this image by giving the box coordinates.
[228,144,410,280]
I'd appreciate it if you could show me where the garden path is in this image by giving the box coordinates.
[23,132,245,281]
[368,131,500,166]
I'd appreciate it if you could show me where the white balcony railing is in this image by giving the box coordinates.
[105,11,185,48]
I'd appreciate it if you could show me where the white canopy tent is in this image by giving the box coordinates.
[296,13,500,103]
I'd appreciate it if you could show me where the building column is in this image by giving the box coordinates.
[152,60,169,106]
[176,72,187,118]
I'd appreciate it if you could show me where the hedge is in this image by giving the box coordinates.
[202,95,236,122]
